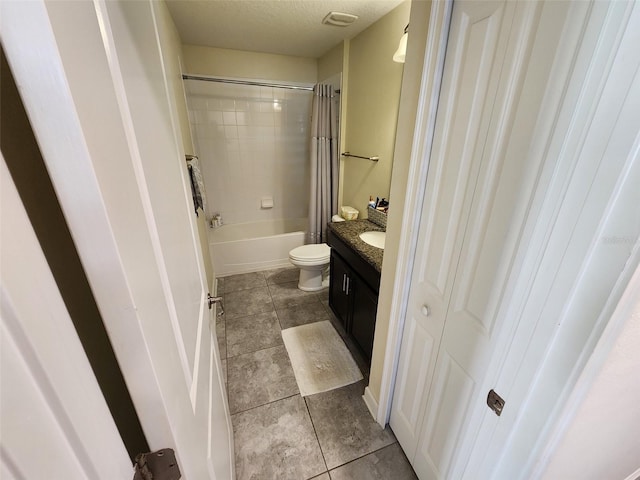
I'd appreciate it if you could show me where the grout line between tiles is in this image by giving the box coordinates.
[226,342,287,361]
[222,307,277,323]
[223,286,268,294]
[225,340,284,360]
[222,271,300,300]
[265,282,284,336]
[223,308,283,358]
[229,392,300,417]
[325,440,401,474]
[221,274,268,294]
[274,306,285,332]
[303,396,330,477]
[221,281,276,321]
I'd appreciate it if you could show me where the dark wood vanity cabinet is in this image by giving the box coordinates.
[328,230,381,362]
[329,252,352,330]
[349,276,378,361]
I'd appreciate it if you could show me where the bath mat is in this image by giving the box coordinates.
[281,320,363,397]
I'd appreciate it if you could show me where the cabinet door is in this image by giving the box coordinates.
[329,251,351,330]
[350,279,378,362]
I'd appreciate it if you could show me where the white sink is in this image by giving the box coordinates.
[359,231,386,249]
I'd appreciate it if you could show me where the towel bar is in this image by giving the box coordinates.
[341,152,379,162]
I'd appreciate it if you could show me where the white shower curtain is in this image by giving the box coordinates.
[308,84,339,244]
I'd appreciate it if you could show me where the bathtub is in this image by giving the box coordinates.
[209,218,307,276]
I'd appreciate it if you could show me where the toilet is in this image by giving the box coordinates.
[288,243,331,292]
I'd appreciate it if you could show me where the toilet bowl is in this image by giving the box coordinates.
[289,243,331,292]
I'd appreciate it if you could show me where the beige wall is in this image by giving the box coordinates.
[156,1,194,155]
[317,42,344,83]
[369,0,431,403]
[182,44,317,84]
[156,3,214,290]
[341,1,410,217]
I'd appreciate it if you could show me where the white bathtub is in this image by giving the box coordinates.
[209,218,307,276]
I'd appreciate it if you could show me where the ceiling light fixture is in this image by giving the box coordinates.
[393,24,409,63]
[322,12,358,27]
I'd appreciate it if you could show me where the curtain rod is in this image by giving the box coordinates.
[182,74,314,91]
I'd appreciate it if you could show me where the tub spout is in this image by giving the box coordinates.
[207,294,224,316]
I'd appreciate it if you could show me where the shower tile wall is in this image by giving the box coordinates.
[186,80,312,225]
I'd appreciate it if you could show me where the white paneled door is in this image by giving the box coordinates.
[390,1,573,478]
[0,158,132,479]
[1,1,233,479]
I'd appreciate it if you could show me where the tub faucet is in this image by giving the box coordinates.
[207,294,224,316]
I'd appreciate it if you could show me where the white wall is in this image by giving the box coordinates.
[186,80,312,224]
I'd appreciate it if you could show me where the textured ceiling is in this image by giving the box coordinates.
[165,0,405,58]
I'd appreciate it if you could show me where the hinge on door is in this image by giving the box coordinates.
[487,389,505,416]
[133,448,181,480]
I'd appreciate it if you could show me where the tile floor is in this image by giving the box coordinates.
[215,267,417,480]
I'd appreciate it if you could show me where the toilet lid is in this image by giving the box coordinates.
[289,243,330,261]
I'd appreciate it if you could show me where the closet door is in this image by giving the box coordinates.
[390,0,516,459]
[390,1,566,478]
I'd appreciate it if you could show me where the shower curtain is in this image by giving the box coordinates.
[308,84,339,244]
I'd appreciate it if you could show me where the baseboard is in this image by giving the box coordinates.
[362,386,379,423]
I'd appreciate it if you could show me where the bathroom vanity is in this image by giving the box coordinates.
[327,220,384,362]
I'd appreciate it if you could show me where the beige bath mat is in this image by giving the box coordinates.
[281,320,363,397]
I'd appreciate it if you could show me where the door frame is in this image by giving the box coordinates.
[377,0,640,477]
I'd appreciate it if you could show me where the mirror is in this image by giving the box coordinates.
[332,2,410,218]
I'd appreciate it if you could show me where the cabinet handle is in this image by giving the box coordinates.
[421,304,430,317]
[346,276,350,295]
[342,274,346,292]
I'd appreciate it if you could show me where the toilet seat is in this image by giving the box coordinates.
[289,243,330,265]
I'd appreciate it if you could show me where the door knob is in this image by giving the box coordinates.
[421,304,430,316]
[208,294,224,316]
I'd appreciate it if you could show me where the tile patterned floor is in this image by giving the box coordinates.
[216,267,418,480]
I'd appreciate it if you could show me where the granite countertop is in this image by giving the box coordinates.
[327,219,385,272]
